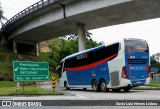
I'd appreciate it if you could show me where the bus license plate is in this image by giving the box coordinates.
[136,80,141,84]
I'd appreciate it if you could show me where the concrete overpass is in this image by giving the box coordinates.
[1,0,160,55]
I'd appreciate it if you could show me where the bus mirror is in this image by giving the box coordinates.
[55,66,62,78]
[55,66,60,73]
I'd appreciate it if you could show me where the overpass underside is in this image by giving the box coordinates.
[1,0,160,51]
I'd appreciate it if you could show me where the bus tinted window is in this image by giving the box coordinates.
[125,39,148,52]
[64,43,119,69]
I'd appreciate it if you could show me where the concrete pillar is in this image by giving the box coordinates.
[77,23,86,51]
[13,41,17,54]
[36,43,39,56]
[0,35,7,48]
[1,35,7,44]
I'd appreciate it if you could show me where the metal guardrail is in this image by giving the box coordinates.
[1,0,64,32]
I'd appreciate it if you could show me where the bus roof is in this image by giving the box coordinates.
[61,38,147,62]
[61,45,105,62]
[124,38,147,42]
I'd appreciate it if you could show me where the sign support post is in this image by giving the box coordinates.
[17,82,20,94]
[44,81,46,90]
[23,81,24,93]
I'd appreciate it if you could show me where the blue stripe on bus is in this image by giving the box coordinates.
[66,62,110,85]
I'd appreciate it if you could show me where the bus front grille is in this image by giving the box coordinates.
[128,59,147,64]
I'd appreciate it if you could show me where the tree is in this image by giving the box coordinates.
[68,31,92,41]
[0,2,7,27]
[68,31,101,49]
[150,55,160,67]
[0,2,7,48]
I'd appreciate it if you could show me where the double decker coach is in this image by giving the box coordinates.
[56,38,150,92]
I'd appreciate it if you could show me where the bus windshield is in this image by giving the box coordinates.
[125,39,148,52]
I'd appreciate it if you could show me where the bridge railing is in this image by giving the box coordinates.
[1,0,63,32]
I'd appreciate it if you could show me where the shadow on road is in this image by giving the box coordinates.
[67,88,146,94]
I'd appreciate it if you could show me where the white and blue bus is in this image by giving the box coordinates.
[56,38,150,92]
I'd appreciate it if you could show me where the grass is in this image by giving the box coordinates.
[132,82,160,90]
[0,85,62,95]
[132,87,160,90]
[147,82,160,87]
[0,81,63,95]
[0,81,35,88]
[0,48,59,81]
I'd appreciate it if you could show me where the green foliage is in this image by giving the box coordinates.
[49,70,59,80]
[147,82,160,87]
[0,81,35,88]
[0,33,101,81]
[150,56,160,67]
[86,39,101,49]
[0,86,62,95]
[48,36,101,65]
[38,52,58,67]
[132,82,160,90]
[0,2,7,26]
[0,62,13,81]
[0,49,18,81]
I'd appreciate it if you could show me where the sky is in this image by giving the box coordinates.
[1,0,160,55]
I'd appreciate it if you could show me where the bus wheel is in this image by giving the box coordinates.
[112,89,121,92]
[64,81,70,90]
[92,80,99,92]
[83,88,87,91]
[100,80,107,92]
[123,86,131,92]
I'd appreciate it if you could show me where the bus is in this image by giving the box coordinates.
[56,38,150,92]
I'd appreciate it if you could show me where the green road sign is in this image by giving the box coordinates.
[13,61,49,81]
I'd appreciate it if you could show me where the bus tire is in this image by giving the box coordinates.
[92,80,99,92]
[112,89,121,92]
[64,81,70,90]
[100,79,107,92]
[123,86,131,92]
[83,88,87,91]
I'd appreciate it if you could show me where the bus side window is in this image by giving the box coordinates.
[109,43,119,55]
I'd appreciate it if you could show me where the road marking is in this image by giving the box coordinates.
[76,94,87,99]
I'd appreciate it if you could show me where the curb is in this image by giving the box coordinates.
[132,86,160,90]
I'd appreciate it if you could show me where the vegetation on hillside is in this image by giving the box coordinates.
[47,36,102,65]
[0,36,101,81]
[0,48,39,81]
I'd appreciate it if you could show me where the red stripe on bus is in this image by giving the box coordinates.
[64,54,117,71]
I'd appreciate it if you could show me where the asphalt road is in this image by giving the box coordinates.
[1,82,160,109]
[1,89,160,100]
[63,89,160,100]
[39,81,160,100]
